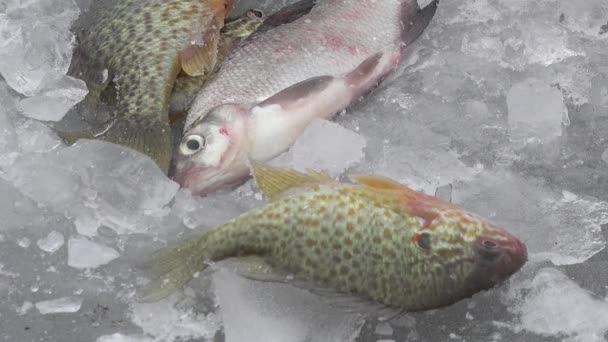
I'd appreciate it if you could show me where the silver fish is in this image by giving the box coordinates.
[174,0,439,195]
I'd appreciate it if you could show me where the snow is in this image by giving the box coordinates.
[67,237,119,269]
[0,0,608,341]
[35,296,83,314]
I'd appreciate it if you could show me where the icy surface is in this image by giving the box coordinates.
[1,0,608,341]
[35,296,83,314]
[270,119,367,177]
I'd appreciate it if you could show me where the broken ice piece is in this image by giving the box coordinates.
[35,296,82,314]
[37,231,65,253]
[434,183,453,202]
[270,119,366,177]
[96,333,153,342]
[375,322,394,336]
[17,75,88,122]
[67,237,119,269]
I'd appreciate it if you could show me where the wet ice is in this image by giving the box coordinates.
[1,0,608,341]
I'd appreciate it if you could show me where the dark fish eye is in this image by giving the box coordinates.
[482,240,497,249]
[248,9,264,19]
[180,135,205,155]
[414,232,432,250]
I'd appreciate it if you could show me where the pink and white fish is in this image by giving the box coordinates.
[173,0,439,196]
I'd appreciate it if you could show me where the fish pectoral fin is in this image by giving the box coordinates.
[55,130,97,145]
[401,0,439,48]
[254,75,334,112]
[218,256,291,284]
[180,18,222,77]
[249,160,331,201]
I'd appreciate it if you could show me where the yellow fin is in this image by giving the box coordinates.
[179,18,222,77]
[250,160,331,201]
[349,175,409,191]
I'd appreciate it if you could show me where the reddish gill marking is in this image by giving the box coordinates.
[219,127,229,136]
[324,33,358,55]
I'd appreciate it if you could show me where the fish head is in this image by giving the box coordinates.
[173,104,251,196]
[407,208,527,309]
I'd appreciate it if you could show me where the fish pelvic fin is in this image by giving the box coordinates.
[249,160,331,201]
[401,0,439,49]
[137,233,210,303]
[180,17,223,77]
[56,116,172,175]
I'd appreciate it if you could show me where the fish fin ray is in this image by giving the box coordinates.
[344,52,383,88]
[401,0,439,48]
[250,161,328,201]
[349,175,407,191]
[137,233,210,302]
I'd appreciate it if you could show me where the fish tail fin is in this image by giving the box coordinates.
[137,233,211,302]
[402,0,439,48]
[55,116,172,174]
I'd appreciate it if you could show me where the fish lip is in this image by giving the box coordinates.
[172,158,250,197]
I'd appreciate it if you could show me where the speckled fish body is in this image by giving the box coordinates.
[140,163,527,311]
[173,0,439,195]
[61,0,234,173]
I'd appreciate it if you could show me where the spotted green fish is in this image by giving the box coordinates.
[139,162,527,311]
[59,0,236,174]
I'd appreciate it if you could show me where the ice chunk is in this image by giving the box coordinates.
[505,268,608,341]
[0,0,80,96]
[96,334,153,342]
[214,268,365,342]
[374,322,394,336]
[36,231,65,253]
[129,294,220,342]
[6,140,179,236]
[602,148,608,165]
[507,78,569,144]
[35,296,82,314]
[270,119,366,177]
[17,75,88,122]
[453,171,608,265]
[67,237,119,269]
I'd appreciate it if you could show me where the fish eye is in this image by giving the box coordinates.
[248,9,264,19]
[180,135,205,155]
[414,232,432,250]
[482,240,497,249]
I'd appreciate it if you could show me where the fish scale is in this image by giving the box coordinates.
[140,163,527,311]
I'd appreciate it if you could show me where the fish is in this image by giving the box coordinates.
[173,0,439,195]
[138,162,527,312]
[57,0,236,174]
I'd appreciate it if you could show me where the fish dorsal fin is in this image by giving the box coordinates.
[180,17,223,77]
[250,160,330,201]
[349,175,408,191]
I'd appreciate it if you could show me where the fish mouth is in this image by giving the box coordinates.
[173,160,250,197]
[464,231,527,292]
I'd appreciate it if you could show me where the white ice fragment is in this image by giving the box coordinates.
[35,296,82,314]
[602,149,608,165]
[96,333,153,342]
[374,322,394,336]
[214,268,365,342]
[67,237,119,269]
[130,294,220,342]
[36,231,65,253]
[270,119,366,177]
[17,301,34,315]
[17,237,31,248]
[18,75,88,121]
[507,78,569,144]
[505,268,608,341]
[0,0,81,95]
